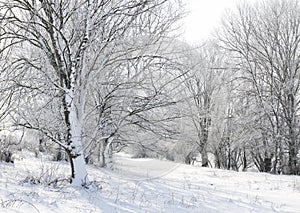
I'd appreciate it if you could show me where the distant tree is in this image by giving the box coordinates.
[179,41,226,167]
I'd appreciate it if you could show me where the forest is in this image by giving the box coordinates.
[0,0,299,188]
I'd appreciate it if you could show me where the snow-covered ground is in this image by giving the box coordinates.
[1,152,300,213]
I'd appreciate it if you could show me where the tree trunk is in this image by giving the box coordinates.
[70,103,88,186]
[98,139,108,167]
[99,147,106,168]
[201,148,209,167]
[287,94,298,175]
[242,147,247,171]
[70,151,88,186]
[98,137,114,168]
[200,117,209,167]
[62,82,89,186]
[227,144,231,170]
[214,149,221,168]
[288,143,298,175]
[105,138,114,169]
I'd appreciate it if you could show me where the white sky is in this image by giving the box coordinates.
[182,0,240,44]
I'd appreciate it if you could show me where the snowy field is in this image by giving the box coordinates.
[1,152,300,213]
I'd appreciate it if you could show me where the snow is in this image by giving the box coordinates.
[1,152,300,212]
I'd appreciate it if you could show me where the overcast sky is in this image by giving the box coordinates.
[182,0,240,44]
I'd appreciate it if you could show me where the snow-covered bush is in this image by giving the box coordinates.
[20,161,70,187]
[0,134,23,163]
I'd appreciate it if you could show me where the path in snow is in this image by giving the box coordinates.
[110,153,180,180]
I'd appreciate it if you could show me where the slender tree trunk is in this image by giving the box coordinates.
[287,94,298,175]
[105,138,114,169]
[273,137,278,174]
[200,116,209,167]
[99,143,106,168]
[214,149,221,168]
[201,148,209,167]
[227,144,231,170]
[242,147,247,171]
[288,142,298,175]
[98,137,114,168]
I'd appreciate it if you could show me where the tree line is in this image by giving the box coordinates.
[0,0,299,187]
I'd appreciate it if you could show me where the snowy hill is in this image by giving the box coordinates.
[1,152,300,213]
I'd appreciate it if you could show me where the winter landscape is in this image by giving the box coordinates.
[1,0,300,212]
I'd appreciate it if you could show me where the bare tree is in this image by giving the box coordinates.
[0,0,183,186]
[179,41,226,167]
[83,38,186,167]
[0,30,20,163]
[219,0,300,174]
